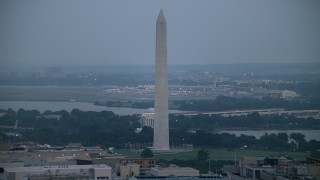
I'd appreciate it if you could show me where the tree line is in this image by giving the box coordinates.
[0,108,319,151]
[170,112,320,130]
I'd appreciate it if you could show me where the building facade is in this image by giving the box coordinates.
[140,112,154,128]
[4,164,112,180]
[149,164,199,177]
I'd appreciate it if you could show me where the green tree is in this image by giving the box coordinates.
[141,147,153,158]
[290,133,305,142]
[197,149,209,161]
[290,133,307,151]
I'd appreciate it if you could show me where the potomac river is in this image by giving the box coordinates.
[0,101,185,115]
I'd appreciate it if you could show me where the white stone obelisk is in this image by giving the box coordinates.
[153,9,169,151]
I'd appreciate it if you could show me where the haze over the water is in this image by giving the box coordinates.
[1,0,320,69]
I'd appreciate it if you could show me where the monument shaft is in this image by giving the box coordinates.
[153,9,169,150]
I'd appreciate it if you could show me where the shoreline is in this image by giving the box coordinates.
[215,127,320,131]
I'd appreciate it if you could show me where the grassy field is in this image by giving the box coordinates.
[114,148,309,161]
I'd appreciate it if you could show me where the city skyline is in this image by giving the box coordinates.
[1,0,320,68]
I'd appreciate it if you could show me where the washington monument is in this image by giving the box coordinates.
[153,9,169,151]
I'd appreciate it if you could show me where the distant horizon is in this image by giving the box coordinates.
[1,0,319,66]
[4,61,320,67]
[1,62,319,74]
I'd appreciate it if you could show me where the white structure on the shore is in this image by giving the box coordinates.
[140,112,155,128]
[153,9,170,151]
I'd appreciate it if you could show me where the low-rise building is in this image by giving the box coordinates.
[80,156,155,172]
[0,143,10,151]
[119,163,140,178]
[120,158,156,170]
[254,89,299,100]
[228,155,320,180]
[242,164,274,179]
[149,164,199,177]
[0,161,24,179]
[4,164,112,180]
[292,164,320,178]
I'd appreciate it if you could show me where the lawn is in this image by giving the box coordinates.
[114,148,309,161]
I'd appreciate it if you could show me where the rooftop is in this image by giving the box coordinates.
[5,164,111,172]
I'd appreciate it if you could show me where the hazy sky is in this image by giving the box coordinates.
[1,0,320,67]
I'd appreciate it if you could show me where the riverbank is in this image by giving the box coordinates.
[0,100,146,115]
[0,100,188,115]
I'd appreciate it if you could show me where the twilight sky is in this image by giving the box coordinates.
[1,0,320,67]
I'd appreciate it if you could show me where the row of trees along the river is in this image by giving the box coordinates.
[0,108,319,151]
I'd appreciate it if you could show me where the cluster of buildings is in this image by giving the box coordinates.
[4,164,112,180]
[0,147,202,180]
[99,85,300,101]
[226,150,320,180]
[2,146,320,180]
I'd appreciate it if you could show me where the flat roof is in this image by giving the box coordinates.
[5,164,111,172]
[245,164,273,170]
